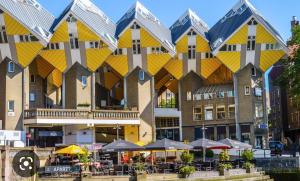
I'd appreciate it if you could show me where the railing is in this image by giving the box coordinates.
[24,109,140,120]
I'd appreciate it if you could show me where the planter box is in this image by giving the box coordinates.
[219,169,230,176]
[135,172,147,181]
[246,167,257,173]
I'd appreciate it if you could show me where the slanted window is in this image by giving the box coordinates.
[205,52,214,59]
[216,105,226,120]
[220,44,237,52]
[81,76,87,87]
[132,40,141,54]
[245,86,251,96]
[131,22,140,29]
[188,45,196,59]
[19,34,39,42]
[205,105,214,120]
[30,74,35,83]
[247,36,256,51]
[266,43,281,50]
[204,93,213,100]
[151,46,168,54]
[8,61,15,73]
[228,105,235,119]
[66,14,77,23]
[138,70,145,81]
[227,91,234,97]
[69,33,79,49]
[89,41,99,49]
[8,100,14,112]
[193,106,202,121]
[113,48,123,55]
[217,92,225,98]
[0,26,8,43]
[45,43,60,50]
[187,29,197,36]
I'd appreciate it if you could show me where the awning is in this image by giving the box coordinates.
[190,138,230,149]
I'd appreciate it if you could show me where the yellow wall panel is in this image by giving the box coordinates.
[39,50,67,72]
[4,13,30,35]
[35,57,55,79]
[176,35,188,53]
[201,58,222,79]
[104,72,120,90]
[118,29,132,48]
[77,21,99,41]
[140,28,160,48]
[15,42,43,67]
[216,52,241,73]
[256,24,277,44]
[227,24,248,44]
[260,50,285,72]
[124,125,139,143]
[164,59,183,80]
[147,54,171,76]
[48,69,62,88]
[51,22,69,43]
[196,35,210,52]
[86,48,112,72]
[106,55,128,76]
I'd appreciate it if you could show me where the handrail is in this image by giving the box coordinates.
[24,109,140,120]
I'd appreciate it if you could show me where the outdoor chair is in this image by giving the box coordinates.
[114,165,124,175]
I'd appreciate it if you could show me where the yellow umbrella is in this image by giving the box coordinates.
[55,145,86,155]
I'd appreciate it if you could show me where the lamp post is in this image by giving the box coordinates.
[202,123,207,162]
[114,124,122,165]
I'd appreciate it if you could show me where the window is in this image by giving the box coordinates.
[193,107,202,121]
[188,45,196,59]
[0,26,8,43]
[247,18,258,26]
[204,93,213,100]
[30,74,35,83]
[265,43,281,50]
[66,14,77,23]
[251,67,256,76]
[8,100,14,112]
[138,70,145,81]
[193,94,202,101]
[45,43,60,50]
[89,41,99,49]
[255,103,264,118]
[227,91,234,97]
[247,36,256,51]
[244,86,251,95]
[8,61,15,73]
[220,44,237,52]
[29,93,36,102]
[69,33,79,49]
[19,34,39,42]
[228,105,235,119]
[205,52,214,59]
[151,46,168,54]
[113,48,123,55]
[205,106,214,120]
[81,76,87,87]
[216,105,226,120]
[217,92,225,99]
[187,29,197,36]
[187,91,192,101]
[132,40,141,54]
[131,22,140,29]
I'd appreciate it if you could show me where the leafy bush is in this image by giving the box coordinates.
[242,149,254,162]
[218,163,232,170]
[179,166,196,178]
[77,148,90,170]
[243,162,254,169]
[135,162,145,172]
[180,151,194,164]
[219,149,230,162]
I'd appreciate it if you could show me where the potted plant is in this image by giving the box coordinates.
[77,149,91,177]
[179,151,196,178]
[134,162,147,180]
[242,149,256,173]
[179,166,196,178]
[218,150,232,176]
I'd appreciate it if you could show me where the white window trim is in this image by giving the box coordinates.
[244,85,251,96]
[8,100,14,112]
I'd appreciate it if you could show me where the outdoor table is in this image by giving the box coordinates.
[195,163,203,171]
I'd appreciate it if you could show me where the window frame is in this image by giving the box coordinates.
[216,105,226,120]
[188,45,196,59]
[204,105,214,121]
[8,61,15,73]
[29,93,36,102]
[244,85,251,96]
[228,105,235,119]
[81,76,87,87]
[8,100,14,112]
[193,106,202,121]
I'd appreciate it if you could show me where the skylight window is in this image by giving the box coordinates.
[77,0,109,24]
[136,3,160,25]
[33,26,50,39]
[18,0,41,10]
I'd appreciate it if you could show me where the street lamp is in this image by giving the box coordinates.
[113,124,122,165]
[202,123,208,162]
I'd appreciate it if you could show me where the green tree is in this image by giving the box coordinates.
[276,26,300,97]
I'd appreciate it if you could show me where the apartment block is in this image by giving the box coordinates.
[0,0,287,149]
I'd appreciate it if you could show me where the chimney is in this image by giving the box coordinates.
[291,16,299,29]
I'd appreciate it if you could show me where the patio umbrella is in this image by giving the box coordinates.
[190,138,231,150]
[145,138,192,164]
[101,139,143,152]
[219,138,252,149]
[55,145,86,155]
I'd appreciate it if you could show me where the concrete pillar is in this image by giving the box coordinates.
[233,74,241,141]
[4,146,10,181]
[226,125,230,138]
[262,73,269,149]
[62,73,66,109]
[91,72,96,110]
[214,127,217,141]
[123,76,127,109]
[178,80,183,141]
[62,126,66,145]
[151,76,156,142]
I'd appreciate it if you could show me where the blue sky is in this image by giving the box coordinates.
[38,0,298,41]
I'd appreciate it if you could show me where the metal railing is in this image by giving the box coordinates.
[24,108,140,120]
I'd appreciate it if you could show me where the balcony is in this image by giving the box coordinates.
[24,109,140,126]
